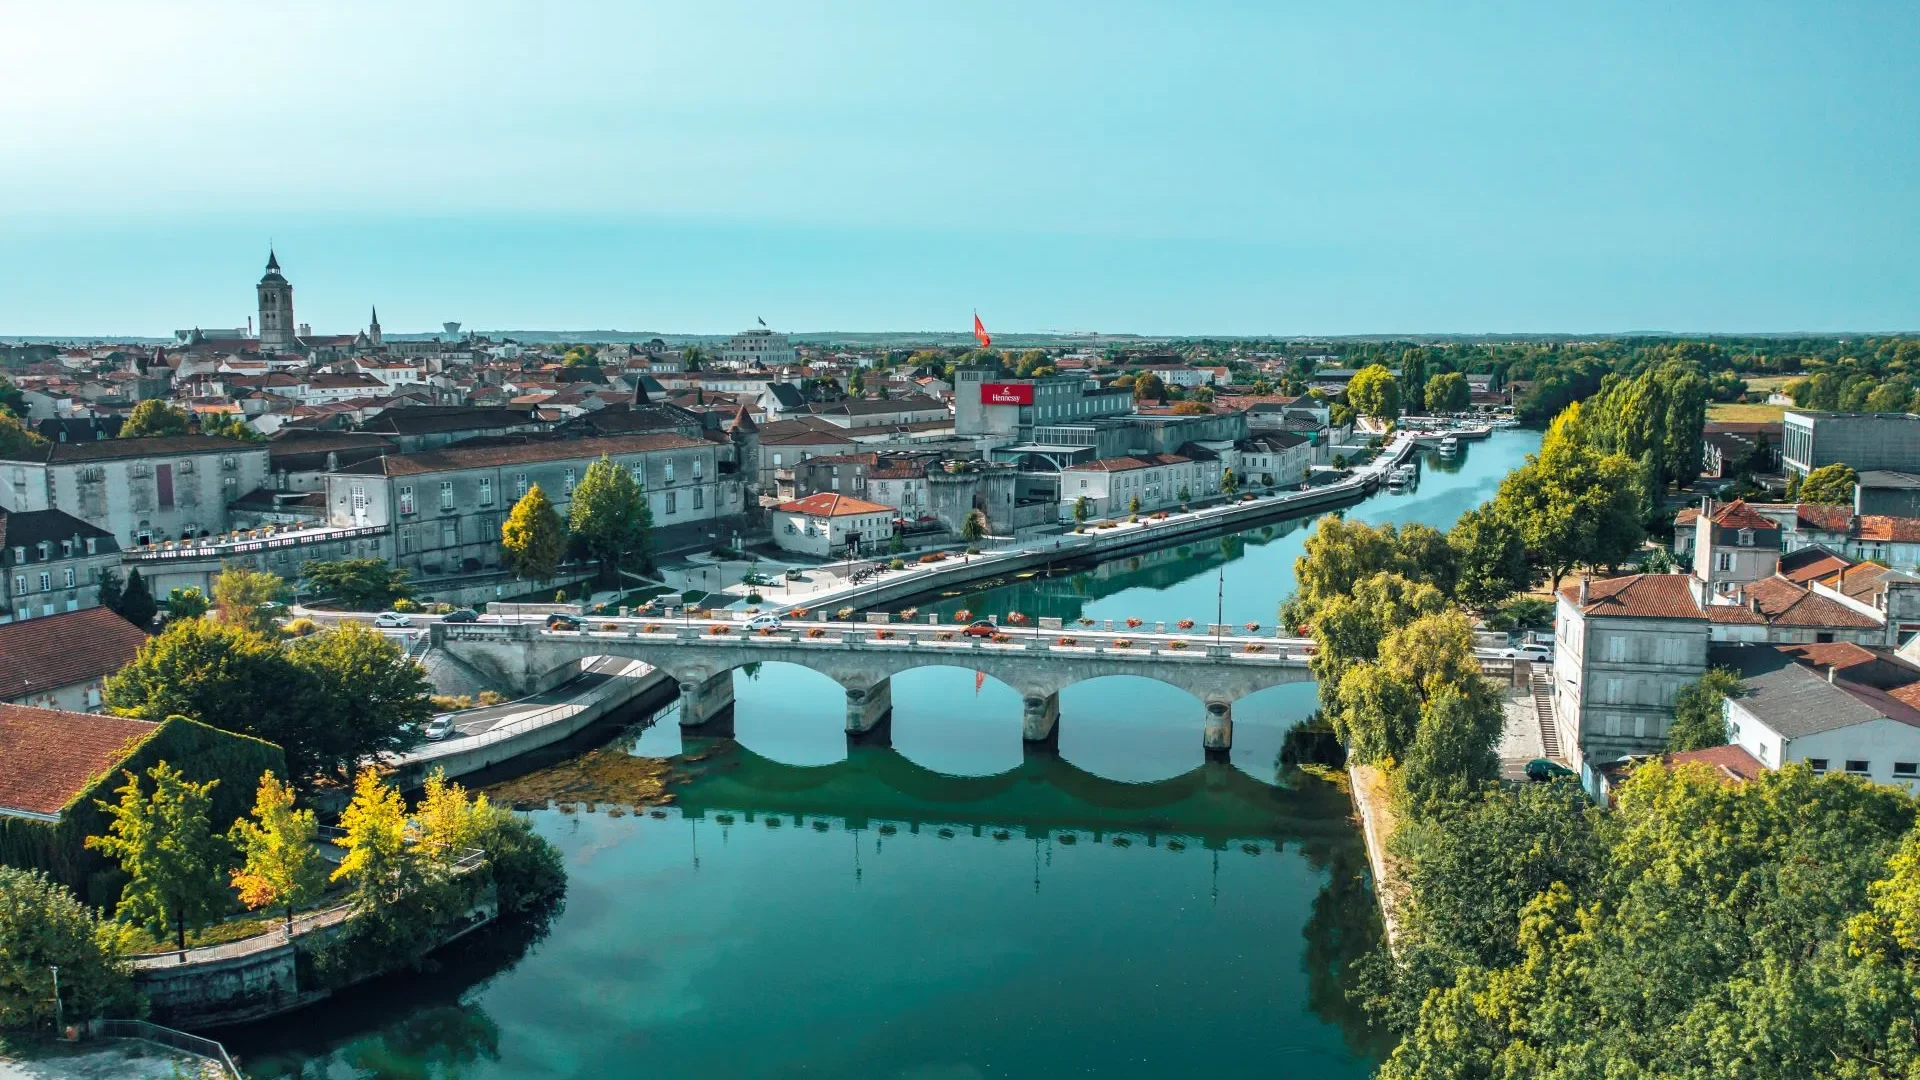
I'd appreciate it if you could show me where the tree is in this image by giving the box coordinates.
[0,867,137,1029]
[1424,371,1471,413]
[414,769,490,878]
[1448,507,1530,609]
[0,411,42,459]
[1072,496,1091,527]
[86,761,228,956]
[301,557,413,610]
[96,567,123,614]
[227,771,325,931]
[1329,610,1491,766]
[501,484,565,582]
[1399,348,1429,412]
[165,586,209,621]
[1800,462,1859,506]
[1132,372,1167,403]
[568,456,651,583]
[332,767,415,911]
[287,622,433,783]
[960,509,989,544]
[1667,667,1743,751]
[1346,364,1402,420]
[1221,468,1239,496]
[0,376,25,420]
[1170,400,1210,415]
[119,400,192,438]
[849,368,865,394]
[199,415,264,442]
[1127,494,1142,516]
[1177,485,1191,508]
[1490,403,1643,590]
[213,564,284,634]
[116,568,156,628]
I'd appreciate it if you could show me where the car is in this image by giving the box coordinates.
[441,608,481,623]
[1526,758,1576,783]
[546,613,583,631]
[422,715,455,741]
[372,611,412,628]
[962,620,1000,638]
[744,612,783,631]
[1512,642,1554,664]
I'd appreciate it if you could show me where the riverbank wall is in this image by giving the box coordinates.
[1347,764,1404,949]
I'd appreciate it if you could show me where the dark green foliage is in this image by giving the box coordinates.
[300,557,413,609]
[116,568,156,628]
[0,866,142,1029]
[1667,666,1743,751]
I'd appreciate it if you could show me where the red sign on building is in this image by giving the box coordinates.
[980,382,1034,405]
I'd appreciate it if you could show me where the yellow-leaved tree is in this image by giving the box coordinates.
[228,771,326,932]
[331,767,412,910]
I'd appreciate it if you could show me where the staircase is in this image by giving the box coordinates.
[1529,665,1561,759]
[407,632,432,662]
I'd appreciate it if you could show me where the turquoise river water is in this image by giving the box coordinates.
[229,430,1540,1080]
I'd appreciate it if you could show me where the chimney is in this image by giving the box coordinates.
[1578,576,1590,605]
[1829,665,1838,684]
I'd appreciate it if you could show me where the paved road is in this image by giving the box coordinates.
[434,655,634,742]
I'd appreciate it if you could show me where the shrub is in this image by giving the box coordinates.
[1125,618,1143,628]
[874,630,895,640]
[1006,612,1028,625]
[477,691,504,706]
[836,606,855,619]
[937,631,956,641]
[1079,618,1094,627]
[918,552,945,564]
[1057,636,1078,646]
[392,597,419,613]
[889,558,907,571]
[808,628,828,639]
[991,633,1011,644]
[1176,619,1196,630]
[746,593,765,604]
[1244,622,1260,632]
[601,623,618,632]
[900,607,919,619]
[642,624,661,633]
[790,607,809,618]
[965,546,981,555]
[282,617,319,637]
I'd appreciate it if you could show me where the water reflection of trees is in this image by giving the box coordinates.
[227,894,564,1079]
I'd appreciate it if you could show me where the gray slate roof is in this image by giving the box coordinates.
[1736,662,1920,738]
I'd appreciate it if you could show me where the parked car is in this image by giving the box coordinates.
[546,613,583,631]
[422,715,455,741]
[372,611,412,628]
[441,608,481,623]
[1526,758,1576,783]
[1512,642,1554,664]
[744,613,783,631]
[962,620,1000,638]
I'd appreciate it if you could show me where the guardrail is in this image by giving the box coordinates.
[396,659,664,765]
[122,524,387,563]
[96,1019,244,1079]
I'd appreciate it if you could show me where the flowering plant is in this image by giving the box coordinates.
[1176,619,1196,631]
[808,627,828,639]
[1057,636,1078,646]
[1168,640,1189,650]
[1244,622,1260,632]
[954,609,973,623]
[1113,638,1134,649]
[1006,612,1029,626]
[708,625,731,635]
[1125,618,1143,629]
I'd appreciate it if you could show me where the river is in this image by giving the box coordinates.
[228,430,1541,1080]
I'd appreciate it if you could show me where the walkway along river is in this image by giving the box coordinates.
[224,430,1541,1080]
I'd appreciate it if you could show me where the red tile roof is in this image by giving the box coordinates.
[1709,499,1778,530]
[0,704,157,818]
[1854,515,1920,543]
[1559,575,1707,620]
[1063,453,1194,473]
[774,493,894,517]
[1777,548,1853,585]
[1732,577,1883,629]
[1665,744,1766,784]
[1795,504,1856,532]
[0,607,149,701]
[1675,507,1700,527]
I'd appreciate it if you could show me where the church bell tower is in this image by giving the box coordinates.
[257,249,295,353]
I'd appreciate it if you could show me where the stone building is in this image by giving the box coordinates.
[0,509,119,624]
[0,435,270,549]
[1552,574,1714,770]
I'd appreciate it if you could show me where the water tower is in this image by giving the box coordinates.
[442,321,463,339]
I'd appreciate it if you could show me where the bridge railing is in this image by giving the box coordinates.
[95,1019,244,1080]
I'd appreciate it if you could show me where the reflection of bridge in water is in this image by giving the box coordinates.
[668,736,1358,854]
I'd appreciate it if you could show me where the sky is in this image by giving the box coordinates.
[3,0,1917,338]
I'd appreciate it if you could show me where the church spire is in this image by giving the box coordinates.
[266,248,280,273]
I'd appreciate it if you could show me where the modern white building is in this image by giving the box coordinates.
[1058,453,1216,520]
[720,328,797,370]
[771,492,896,559]
[1724,659,1920,794]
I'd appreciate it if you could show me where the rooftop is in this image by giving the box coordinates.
[0,704,157,819]
[774,492,894,517]
[337,432,711,477]
[0,434,258,465]
[1559,574,1707,620]
[0,606,150,701]
[1734,662,1920,739]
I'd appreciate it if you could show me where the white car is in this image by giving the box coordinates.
[372,611,413,628]
[422,715,455,741]
[744,613,783,631]
[1497,642,1553,664]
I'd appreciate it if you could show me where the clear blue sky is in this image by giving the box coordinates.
[3,1,1916,338]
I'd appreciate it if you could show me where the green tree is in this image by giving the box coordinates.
[0,867,138,1030]
[1667,667,1743,751]
[1177,485,1191,507]
[1800,462,1859,506]
[1221,467,1239,495]
[1399,348,1429,412]
[1491,403,1644,590]
[119,400,192,438]
[501,484,565,581]
[414,769,490,879]
[86,761,228,956]
[1346,364,1402,420]
[331,767,415,911]
[1424,371,1471,413]
[301,557,414,610]
[287,622,433,783]
[1447,507,1529,609]
[960,509,989,544]
[213,564,285,634]
[165,586,209,621]
[0,412,42,459]
[0,376,25,420]
[1329,610,1490,766]
[1132,372,1167,403]
[227,771,325,931]
[1072,496,1091,527]
[568,456,651,582]
[1127,494,1142,516]
[198,415,264,442]
[116,568,156,628]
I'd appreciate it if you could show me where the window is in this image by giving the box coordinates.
[85,538,96,555]
[1896,763,1919,778]
[12,575,24,595]
[400,528,413,555]
[397,485,414,515]
[692,487,703,510]
[441,520,458,546]
[1847,760,1871,775]
[1716,551,1733,572]
[440,481,454,510]
[515,473,529,499]
[665,491,676,515]
[772,453,783,466]
[692,459,703,481]
[60,540,72,557]
[664,460,675,484]
[62,568,74,589]
[479,478,493,506]
[564,468,577,494]
[1605,635,1625,663]
[222,455,236,472]
[37,572,49,592]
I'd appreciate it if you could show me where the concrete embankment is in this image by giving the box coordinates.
[1347,764,1404,949]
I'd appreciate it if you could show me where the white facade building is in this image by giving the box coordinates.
[771,493,895,558]
[720,329,797,370]
[0,435,271,549]
[1725,661,1920,794]
[1058,453,1216,521]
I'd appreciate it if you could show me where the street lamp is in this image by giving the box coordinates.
[50,965,61,1036]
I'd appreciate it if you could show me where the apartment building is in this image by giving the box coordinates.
[0,509,119,624]
[0,435,270,548]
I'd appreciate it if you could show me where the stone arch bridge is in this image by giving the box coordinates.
[434,617,1316,753]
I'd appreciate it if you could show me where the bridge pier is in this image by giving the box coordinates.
[1203,699,1233,757]
[846,679,893,742]
[1022,692,1060,744]
[679,671,736,731]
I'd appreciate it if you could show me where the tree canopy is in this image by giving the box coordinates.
[119,400,192,438]
[1801,462,1859,506]
[1423,371,1470,413]
[1347,364,1402,420]
[86,761,228,955]
[567,456,651,581]
[301,557,413,610]
[1667,666,1743,751]
[502,484,565,581]
[0,867,138,1029]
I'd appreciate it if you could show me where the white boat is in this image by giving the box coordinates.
[1438,436,1459,457]
[1491,416,1519,429]
[1387,463,1416,489]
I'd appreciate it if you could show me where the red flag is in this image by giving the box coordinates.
[975,670,986,695]
[973,312,991,349]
